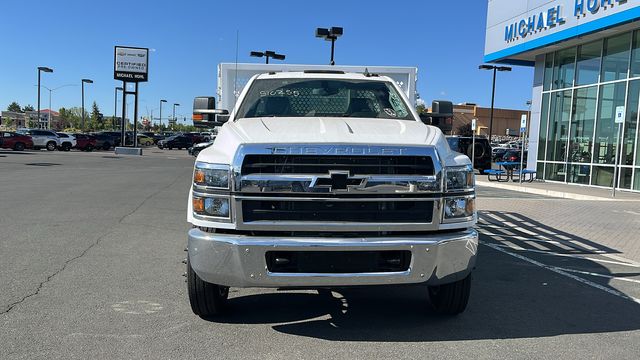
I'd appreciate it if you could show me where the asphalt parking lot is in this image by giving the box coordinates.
[1,149,640,359]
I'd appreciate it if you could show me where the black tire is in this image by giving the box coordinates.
[103,142,111,150]
[14,142,25,151]
[187,257,229,317]
[192,149,201,157]
[168,147,173,150]
[46,141,57,151]
[61,143,71,151]
[85,144,94,152]
[428,274,471,315]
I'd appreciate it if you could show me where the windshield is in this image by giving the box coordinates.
[235,78,414,120]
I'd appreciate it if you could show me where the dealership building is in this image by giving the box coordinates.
[485,0,640,192]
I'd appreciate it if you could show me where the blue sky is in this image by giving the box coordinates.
[1,0,533,124]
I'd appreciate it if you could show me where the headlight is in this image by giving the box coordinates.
[443,196,475,222]
[193,195,231,219]
[445,165,474,192]
[194,162,230,189]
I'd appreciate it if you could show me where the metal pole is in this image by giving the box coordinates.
[48,89,52,130]
[159,101,163,128]
[133,82,139,148]
[472,130,476,171]
[519,129,525,184]
[612,122,622,198]
[488,67,496,144]
[114,88,118,130]
[37,70,41,128]
[81,81,85,132]
[330,37,335,65]
[121,82,127,147]
[265,56,269,64]
[172,104,176,130]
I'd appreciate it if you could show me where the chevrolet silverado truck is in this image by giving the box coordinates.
[187,70,478,317]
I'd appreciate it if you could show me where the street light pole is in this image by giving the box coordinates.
[114,87,123,130]
[37,67,53,128]
[81,79,93,132]
[160,99,167,128]
[315,27,343,65]
[479,64,511,144]
[173,103,180,130]
[250,51,285,64]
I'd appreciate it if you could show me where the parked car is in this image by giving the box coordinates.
[16,129,59,151]
[446,136,492,173]
[158,135,192,150]
[183,132,205,144]
[0,131,33,151]
[199,132,213,141]
[73,133,97,151]
[188,140,215,157]
[56,133,77,151]
[99,131,122,147]
[500,150,528,164]
[137,134,154,146]
[91,133,115,150]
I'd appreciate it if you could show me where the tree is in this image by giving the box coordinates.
[22,104,34,112]
[7,102,22,112]
[89,101,103,130]
[58,107,83,130]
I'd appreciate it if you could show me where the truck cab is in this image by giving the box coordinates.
[186,70,478,318]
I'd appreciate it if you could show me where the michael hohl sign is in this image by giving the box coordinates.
[114,46,149,82]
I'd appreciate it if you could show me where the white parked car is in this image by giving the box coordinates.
[56,133,77,151]
[17,129,60,151]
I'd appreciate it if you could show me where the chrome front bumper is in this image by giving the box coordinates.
[188,228,478,288]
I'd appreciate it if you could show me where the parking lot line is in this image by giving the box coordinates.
[481,241,640,305]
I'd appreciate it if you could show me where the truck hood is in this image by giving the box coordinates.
[231,117,439,145]
[198,117,460,166]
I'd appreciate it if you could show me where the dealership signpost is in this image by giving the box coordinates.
[471,118,477,171]
[114,46,148,149]
[612,106,625,197]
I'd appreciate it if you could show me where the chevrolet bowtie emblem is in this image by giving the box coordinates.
[310,171,365,192]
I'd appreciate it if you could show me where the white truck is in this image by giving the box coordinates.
[187,69,478,318]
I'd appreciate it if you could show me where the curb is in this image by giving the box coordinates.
[476,180,640,201]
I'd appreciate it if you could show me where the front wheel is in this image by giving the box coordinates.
[85,144,94,152]
[14,142,25,151]
[428,274,471,315]
[187,257,229,317]
[46,141,57,151]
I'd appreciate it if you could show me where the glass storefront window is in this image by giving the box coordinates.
[622,80,639,167]
[576,40,602,85]
[592,166,615,187]
[553,48,576,90]
[634,168,640,191]
[544,163,566,182]
[569,86,597,164]
[537,93,550,161]
[546,90,572,162]
[543,53,554,91]
[601,33,631,82]
[536,162,545,176]
[594,82,626,164]
[619,167,633,189]
[631,30,640,78]
[568,164,591,184]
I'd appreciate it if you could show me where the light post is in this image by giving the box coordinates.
[173,103,180,130]
[159,99,167,128]
[81,79,93,132]
[250,50,286,64]
[315,27,343,65]
[479,64,511,144]
[114,87,123,130]
[33,84,76,129]
[37,67,53,127]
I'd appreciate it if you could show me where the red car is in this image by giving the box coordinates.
[0,131,33,151]
[73,133,97,151]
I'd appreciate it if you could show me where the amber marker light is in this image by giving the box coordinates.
[194,169,206,184]
[193,197,205,213]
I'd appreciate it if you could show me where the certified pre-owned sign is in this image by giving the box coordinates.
[114,46,149,82]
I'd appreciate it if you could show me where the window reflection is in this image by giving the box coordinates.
[553,48,576,90]
[601,33,631,82]
[594,82,626,165]
[547,90,572,162]
[576,40,602,85]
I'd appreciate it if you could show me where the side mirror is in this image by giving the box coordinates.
[192,96,230,128]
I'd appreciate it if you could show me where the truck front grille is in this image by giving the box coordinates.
[241,155,435,176]
[242,199,434,223]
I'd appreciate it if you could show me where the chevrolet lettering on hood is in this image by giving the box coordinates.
[267,145,409,155]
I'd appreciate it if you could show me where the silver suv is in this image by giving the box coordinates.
[18,129,60,151]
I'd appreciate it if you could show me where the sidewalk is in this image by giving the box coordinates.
[477,178,640,201]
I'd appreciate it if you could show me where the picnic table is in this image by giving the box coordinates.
[484,161,536,182]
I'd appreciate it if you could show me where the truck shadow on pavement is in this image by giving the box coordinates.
[211,211,640,341]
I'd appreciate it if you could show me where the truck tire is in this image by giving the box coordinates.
[428,274,471,315]
[46,141,57,151]
[187,257,229,317]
